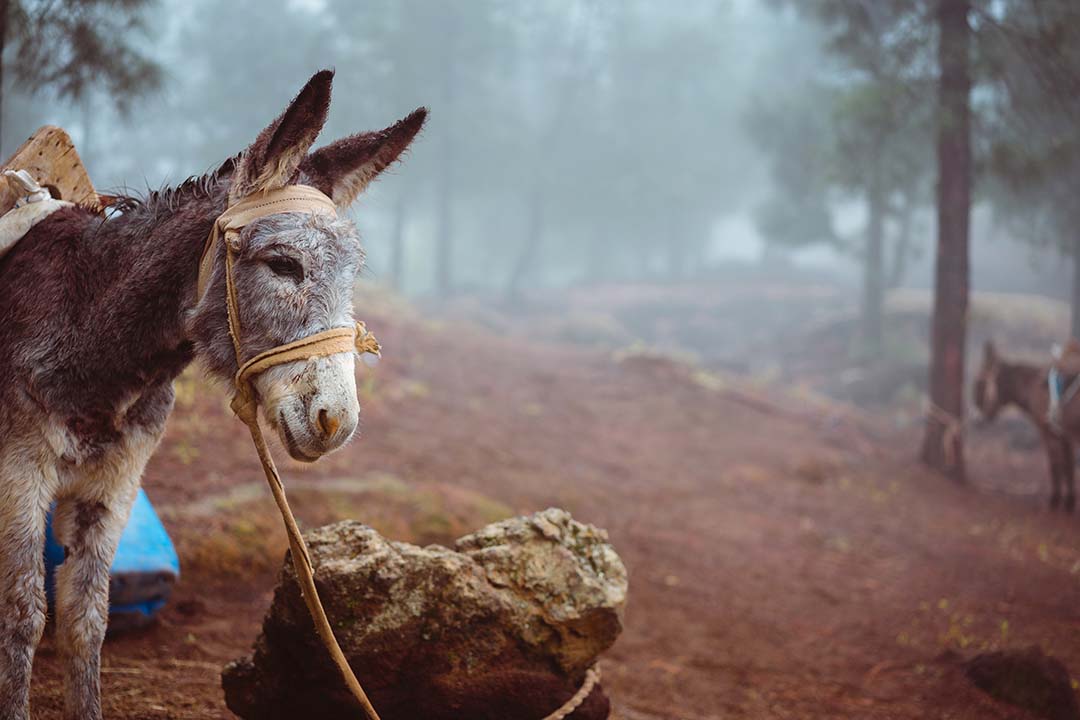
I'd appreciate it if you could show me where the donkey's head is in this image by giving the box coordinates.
[973,340,1003,421]
[191,70,425,461]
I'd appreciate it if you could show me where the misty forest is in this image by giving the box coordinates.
[2,0,1080,719]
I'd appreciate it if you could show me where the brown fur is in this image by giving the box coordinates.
[974,341,1076,511]
[301,107,428,207]
[0,69,426,720]
[231,70,335,201]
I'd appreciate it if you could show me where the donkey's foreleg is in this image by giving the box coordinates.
[1043,430,1065,510]
[0,455,52,720]
[52,480,139,720]
[52,381,172,720]
[1061,439,1076,513]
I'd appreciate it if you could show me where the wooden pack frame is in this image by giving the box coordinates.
[0,126,105,215]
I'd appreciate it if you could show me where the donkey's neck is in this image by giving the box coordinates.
[999,361,1043,416]
[55,185,230,408]
[92,191,226,344]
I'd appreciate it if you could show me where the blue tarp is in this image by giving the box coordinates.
[45,488,179,630]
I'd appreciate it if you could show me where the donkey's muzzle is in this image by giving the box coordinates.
[279,400,358,462]
[253,350,360,462]
[310,401,358,452]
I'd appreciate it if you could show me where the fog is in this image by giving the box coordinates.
[8,3,1080,717]
[4,0,1057,303]
[7,1,1069,305]
[5,0,1077,424]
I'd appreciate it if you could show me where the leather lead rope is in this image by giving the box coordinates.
[210,185,597,720]
[209,186,383,720]
[542,666,601,720]
[232,394,381,720]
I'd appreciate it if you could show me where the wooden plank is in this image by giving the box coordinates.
[0,126,102,214]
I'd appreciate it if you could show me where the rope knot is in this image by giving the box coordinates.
[355,321,381,358]
[924,399,964,468]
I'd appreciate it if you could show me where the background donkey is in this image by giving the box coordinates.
[0,70,425,720]
[973,340,1077,512]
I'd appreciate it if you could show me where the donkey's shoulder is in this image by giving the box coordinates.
[1,203,97,261]
[0,204,99,345]
[0,204,98,280]
[20,204,98,245]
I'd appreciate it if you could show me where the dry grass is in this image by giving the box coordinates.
[160,472,514,586]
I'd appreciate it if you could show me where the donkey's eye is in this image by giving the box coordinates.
[266,256,304,283]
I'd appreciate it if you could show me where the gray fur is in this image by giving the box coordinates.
[0,69,424,719]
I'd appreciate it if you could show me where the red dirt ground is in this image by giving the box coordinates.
[28,289,1080,719]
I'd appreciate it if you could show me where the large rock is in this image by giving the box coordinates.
[965,646,1080,720]
[223,508,627,720]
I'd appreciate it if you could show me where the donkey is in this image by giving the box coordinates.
[973,340,1076,512]
[0,70,425,720]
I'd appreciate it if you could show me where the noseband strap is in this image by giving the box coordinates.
[230,322,380,424]
[205,184,384,720]
[236,326,358,387]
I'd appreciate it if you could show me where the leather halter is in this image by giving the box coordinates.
[202,184,383,720]
[197,184,380,423]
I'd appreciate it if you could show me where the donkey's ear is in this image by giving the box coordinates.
[983,340,998,366]
[231,70,334,200]
[301,107,427,208]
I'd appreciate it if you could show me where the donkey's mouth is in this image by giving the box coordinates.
[278,412,321,462]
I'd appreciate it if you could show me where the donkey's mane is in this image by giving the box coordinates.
[106,155,238,221]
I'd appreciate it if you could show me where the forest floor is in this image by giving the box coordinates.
[28,283,1080,719]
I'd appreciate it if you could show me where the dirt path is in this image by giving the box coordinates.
[29,297,1080,719]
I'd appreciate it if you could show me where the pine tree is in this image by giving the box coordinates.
[0,0,161,154]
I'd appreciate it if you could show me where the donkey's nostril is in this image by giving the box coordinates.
[317,408,340,439]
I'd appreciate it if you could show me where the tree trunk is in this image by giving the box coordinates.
[666,202,692,281]
[1071,233,1080,339]
[434,14,457,297]
[583,231,609,283]
[434,128,454,297]
[80,95,95,173]
[635,243,649,279]
[921,0,972,482]
[862,170,886,358]
[390,191,407,292]
[506,187,544,302]
[667,239,687,281]
[888,198,915,289]
[434,143,454,296]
